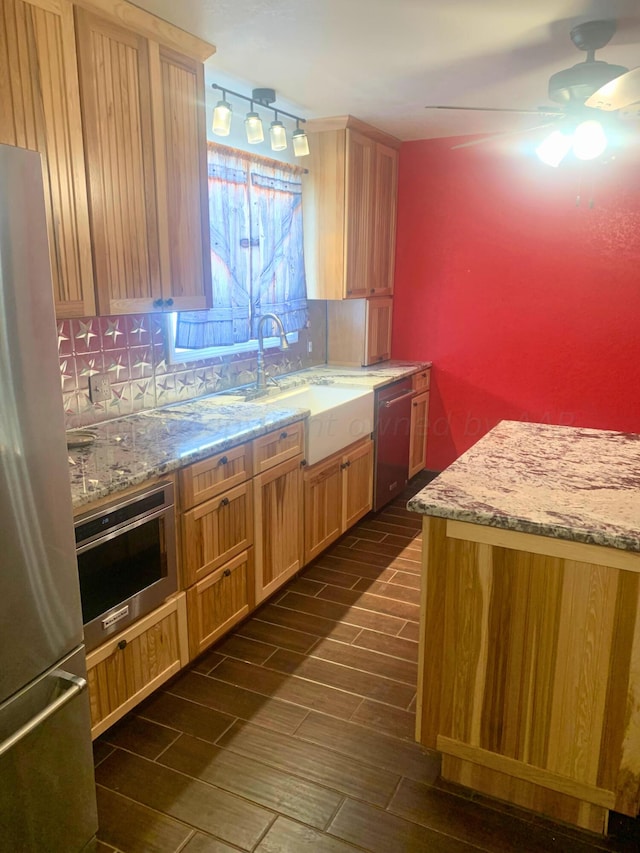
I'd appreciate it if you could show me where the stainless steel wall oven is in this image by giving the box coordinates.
[74,480,177,651]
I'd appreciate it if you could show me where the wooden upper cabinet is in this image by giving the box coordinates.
[75,9,162,315]
[75,3,213,315]
[0,0,95,318]
[372,143,398,296]
[344,130,374,298]
[153,46,211,311]
[303,116,400,300]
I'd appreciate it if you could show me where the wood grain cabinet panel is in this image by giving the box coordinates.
[181,482,253,587]
[304,437,373,564]
[371,143,398,296]
[252,422,305,473]
[86,594,188,739]
[326,296,393,367]
[408,391,430,479]
[179,442,252,510]
[254,454,304,604]
[344,129,374,298]
[0,0,95,318]
[75,5,212,315]
[186,549,253,660]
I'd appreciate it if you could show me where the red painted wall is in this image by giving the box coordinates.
[392,135,640,471]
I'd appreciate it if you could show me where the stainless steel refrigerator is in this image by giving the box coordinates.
[0,144,98,850]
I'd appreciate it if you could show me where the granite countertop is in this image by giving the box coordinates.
[407,420,640,553]
[70,360,430,510]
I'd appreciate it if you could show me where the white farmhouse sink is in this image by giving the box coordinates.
[258,385,374,465]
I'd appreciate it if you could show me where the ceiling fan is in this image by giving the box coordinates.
[426,20,640,162]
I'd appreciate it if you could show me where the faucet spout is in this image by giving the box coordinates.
[256,312,289,390]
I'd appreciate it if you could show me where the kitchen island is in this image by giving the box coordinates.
[408,420,640,834]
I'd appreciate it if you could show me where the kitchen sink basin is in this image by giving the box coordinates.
[256,384,374,465]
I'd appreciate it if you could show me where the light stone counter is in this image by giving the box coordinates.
[69,360,430,509]
[408,419,640,553]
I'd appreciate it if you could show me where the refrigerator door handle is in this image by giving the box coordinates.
[0,671,87,759]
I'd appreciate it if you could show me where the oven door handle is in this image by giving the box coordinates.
[75,504,172,555]
[379,390,416,409]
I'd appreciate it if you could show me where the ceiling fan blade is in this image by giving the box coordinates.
[450,121,558,150]
[585,66,640,111]
[425,105,561,115]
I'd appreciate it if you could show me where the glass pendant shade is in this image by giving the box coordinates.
[270,120,287,151]
[212,99,232,136]
[292,128,310,157]
[245,111,264,144]
[535,130,573,167]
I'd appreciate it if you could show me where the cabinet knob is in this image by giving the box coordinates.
[340,462,348,470]
[117,639,127,650]
[218,455,228,465]
[165,298,174,307]
[223,568,231,577]
[413,401,418,407]
[370,288,375,294]
[300,459,307,467]
[280,431,288,440]
[220,497,230,507]
[153,298,163,308]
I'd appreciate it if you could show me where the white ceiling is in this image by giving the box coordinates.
[134,0,640,141]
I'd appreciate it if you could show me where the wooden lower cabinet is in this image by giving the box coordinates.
[86,593,188,739]
[254,453,304,603]
[181,481,253,586]
[304,438,373,563]
[408,391,430,478]
[186,549,253,660]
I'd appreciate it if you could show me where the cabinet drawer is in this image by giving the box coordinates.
[182,482,253,586]
[412,369,430,393]
[186,549,253,660]
[253,421,305,473]
[179,442,252,509]
[86,594,188,739]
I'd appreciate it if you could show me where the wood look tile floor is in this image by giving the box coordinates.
[94,473,640,853]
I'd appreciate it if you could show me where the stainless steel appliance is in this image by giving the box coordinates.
[75,480,178,651]
[373,378,415,511]
[0,145,98,849]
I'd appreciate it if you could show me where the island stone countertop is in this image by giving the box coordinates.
[69,360,429,509]
[407,419,640,553]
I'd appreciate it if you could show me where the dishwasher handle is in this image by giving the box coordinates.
[379,390,415,409]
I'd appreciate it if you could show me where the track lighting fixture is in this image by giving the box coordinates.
[211,83,309,156]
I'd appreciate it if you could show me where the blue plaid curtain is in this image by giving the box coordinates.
[176,144,308,349]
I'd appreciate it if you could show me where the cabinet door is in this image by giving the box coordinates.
[179,442,252,510]
[86,594,188,739]
[75,7,162,315]
[253,421,305,474]
[186,550,252,660]
[409,391,430,478]
[182,482,253,586]
[304,455,343,564]
[344,129,375,298]
[152,45,211,311]
[254,454,304,603]
[364,297,393,365]
[342,439,373,529]
[0,0,95,318]
[371,143,398,296]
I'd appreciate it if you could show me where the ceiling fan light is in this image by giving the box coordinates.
[212,99,232,136]
[536,130,573,167]
[572,119,607,160]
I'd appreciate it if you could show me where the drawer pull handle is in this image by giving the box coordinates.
[280,431,288,440]
[218,455,228,465]
[117,639,127,650]
[223,568,231,577]
[220,497,230,507]
[340,462,348,470]
[300,459,307,467]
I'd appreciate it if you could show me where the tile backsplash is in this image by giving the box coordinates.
[59,302,326,429]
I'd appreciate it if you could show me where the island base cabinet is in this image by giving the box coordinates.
[186,550,253,660]
[86,593,188,740]
[417,516,640,834]
[254,454,304,604]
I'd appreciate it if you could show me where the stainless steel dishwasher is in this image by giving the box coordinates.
[373,378,415,511]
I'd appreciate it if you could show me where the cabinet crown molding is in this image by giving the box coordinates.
[305,115,402,149]
[72,0,215,60]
